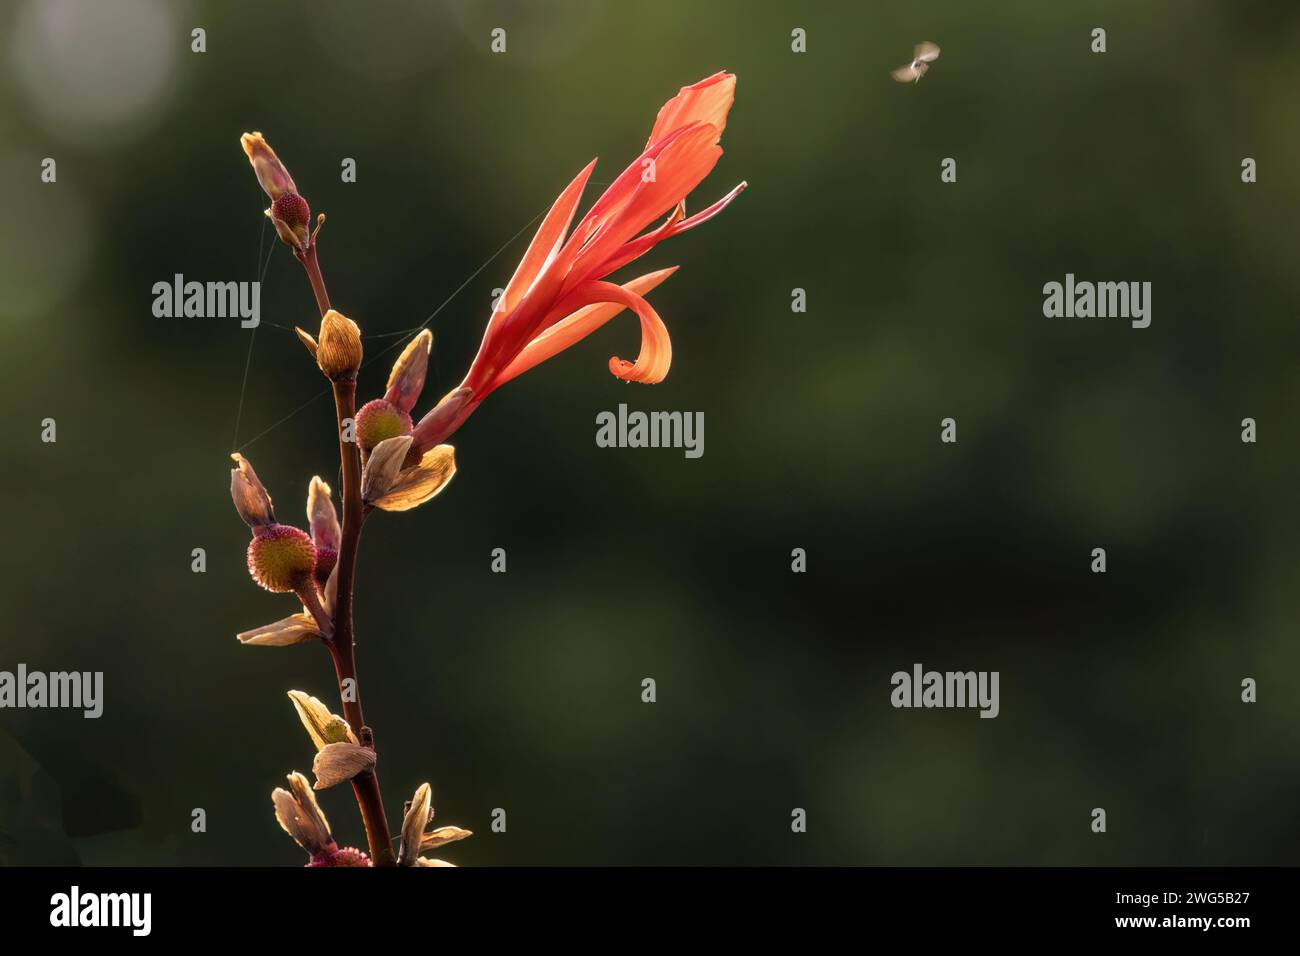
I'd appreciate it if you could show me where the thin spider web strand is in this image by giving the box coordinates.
[230,222,276,450]
[232,205,550,453]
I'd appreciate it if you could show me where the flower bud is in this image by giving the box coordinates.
[355,399,413,455]
[306,477,340,585]
[273,771,334,858]
[247,524,316,593]
[287,690,356,750]
[315,309,363,381]
[399,783,433,867]
[230,453,276,529]
[397,782,471,866]
[274,772,371,866]
[384,330,433,413]
[240,132,297,201]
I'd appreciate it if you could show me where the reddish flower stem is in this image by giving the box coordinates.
[294,584,333,639]
[297,243,332,316]
[298,240,397,867]
[328,376,396,865]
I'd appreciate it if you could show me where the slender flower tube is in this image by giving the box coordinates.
[407,71,746,459]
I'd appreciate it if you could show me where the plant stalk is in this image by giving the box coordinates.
[298,239,397,866]
[329,375,396,867]
[298,243,332,316]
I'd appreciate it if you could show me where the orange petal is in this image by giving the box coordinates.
[646,71,736,148]
[601,279,673,383]
[462,162,599,395]
[596,180,746,279]
[518,278,674,385]
[495,159,595,328]
[558,123,704,275]
[495,268,678,387]
[567,123,721,293]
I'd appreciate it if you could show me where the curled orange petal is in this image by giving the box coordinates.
[540,279,674,384]
[496,268,678,387]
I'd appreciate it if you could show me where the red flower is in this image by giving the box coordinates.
[409,71,745,457]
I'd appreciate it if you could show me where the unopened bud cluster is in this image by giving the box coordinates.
[241,132,313,252]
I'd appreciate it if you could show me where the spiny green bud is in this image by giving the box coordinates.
[247,524,316,593]
[355,398,413,454]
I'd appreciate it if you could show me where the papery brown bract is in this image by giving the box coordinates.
[312,742,376,790]
[273,771,334,859]
[370,445,456,512]
[361,435,414,504]
[384,330,432,413]
[397,782,472,867]
[398,783,433,866]
[230,453,276,528]
[288,690,357,749]
[237,613,322,647]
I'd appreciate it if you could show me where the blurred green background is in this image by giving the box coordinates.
[2,0,1299,866]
